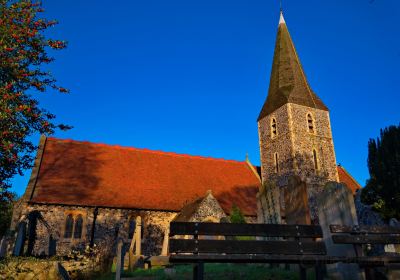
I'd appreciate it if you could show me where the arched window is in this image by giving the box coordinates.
[73,214,83,239]
[128,217,136,239]
[307,114,314,133]
[313,149,319,171]
[274,153,279,173]
[64,214,74,238]
[271,118,277,137]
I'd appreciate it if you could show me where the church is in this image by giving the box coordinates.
[9,11,361,257]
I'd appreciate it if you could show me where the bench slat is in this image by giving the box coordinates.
[330,225,400,234]
[169,254,400,266]
[169,239,327,255]
[170,222,323,238]
[333,235,400,244]
[170,254,340,264]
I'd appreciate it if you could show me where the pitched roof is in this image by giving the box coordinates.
[258,12,328,121]
[337,165,362,195]
[28,137,260,216]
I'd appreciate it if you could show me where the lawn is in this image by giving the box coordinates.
[96,263,311,280]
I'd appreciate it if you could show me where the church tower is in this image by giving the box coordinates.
[258,11,339,187]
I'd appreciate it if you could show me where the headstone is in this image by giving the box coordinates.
[55,262,71,280]
[257,181,281,224]
[284,176,311,225]
[129,216,143,270]
[388,218,400,280]
[0,236,7,257]
[13,221,26,256]
[389,218,400,253]
[317,182,364,280]
[49,234,57,256]
[161,227,169,256]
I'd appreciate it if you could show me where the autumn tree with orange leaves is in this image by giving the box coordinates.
[0,0,70,200]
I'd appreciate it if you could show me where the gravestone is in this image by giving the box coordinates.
[389,218,400,253]
[0,236,7,257]
[49,234,57,256]
[317,182,364,280]
[257,181,281,224]
[284,176,311,225]
[13,221,26,256]
[388,219,400,280]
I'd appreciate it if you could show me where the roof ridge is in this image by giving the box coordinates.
[337,165,362,189]
[47,137,247,165]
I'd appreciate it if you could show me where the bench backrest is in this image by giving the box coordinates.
[330,225,400,245]
[169,222,327,255]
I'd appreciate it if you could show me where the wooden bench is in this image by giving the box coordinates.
[169,221,333,280]
[330,224,400,279]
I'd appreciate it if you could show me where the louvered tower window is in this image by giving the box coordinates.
[271,118,277,137]
[307,114,314,133]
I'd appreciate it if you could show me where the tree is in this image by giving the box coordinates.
[361,124,400,220]
[229,205,246,224]
[0,192,16,238]
[0,0,69,199]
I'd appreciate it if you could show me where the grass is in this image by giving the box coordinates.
[97,263,311,280]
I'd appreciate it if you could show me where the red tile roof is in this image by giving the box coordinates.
[30,137,261,216]
[337,165,362,194]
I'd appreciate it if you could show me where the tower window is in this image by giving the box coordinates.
[313,149,319,171]
[307,114,315,133]
[271,118,277,137]
[274,152,279,173]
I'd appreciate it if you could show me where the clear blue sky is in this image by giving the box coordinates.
[10,0,400,196]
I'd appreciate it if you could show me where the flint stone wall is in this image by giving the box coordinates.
[186,193,227,223]
[258,103,338,187]
[9,202,176,257]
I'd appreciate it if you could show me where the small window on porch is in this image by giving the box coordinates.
[64,214,74,238]
[73,214,83,239]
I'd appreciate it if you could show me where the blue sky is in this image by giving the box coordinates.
[10,0,400,195]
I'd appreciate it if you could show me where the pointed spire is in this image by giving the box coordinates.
[257,11,328,121]
[279,10,285,25]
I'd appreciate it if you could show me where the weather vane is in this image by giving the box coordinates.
[280,0,283,12]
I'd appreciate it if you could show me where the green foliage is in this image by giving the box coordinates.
[361,124,400,220]
[0,193,16,237]
[0,0,70,200]
[229,205,246,224]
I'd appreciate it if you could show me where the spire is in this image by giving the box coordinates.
[258,11,328,121]
[279,10,285,25]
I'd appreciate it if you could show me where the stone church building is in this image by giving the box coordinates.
[9,12,361,257]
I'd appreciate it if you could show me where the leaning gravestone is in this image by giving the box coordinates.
[0,236,7,257]
[284,176,311,225]
[317,182,364,280]
[257,181,281,224]
[13,221,26,256]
